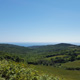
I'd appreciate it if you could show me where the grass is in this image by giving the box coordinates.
[61,60,80,68]
[30,65,80,80]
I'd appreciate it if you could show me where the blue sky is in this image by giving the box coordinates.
[0,0,80,43]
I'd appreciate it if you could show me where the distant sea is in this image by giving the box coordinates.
[7,42,58,47]
[0,42,80,47]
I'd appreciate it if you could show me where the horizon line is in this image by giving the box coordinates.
[0,42,80,43]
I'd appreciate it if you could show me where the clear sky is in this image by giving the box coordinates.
[0,0,80,43]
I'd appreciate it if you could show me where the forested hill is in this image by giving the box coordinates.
[0,43,80,80]
[0,43,78,54]
[0,43,80,65]
[31,43,77,48]
[30,43,77,51]
[0,44,32,54]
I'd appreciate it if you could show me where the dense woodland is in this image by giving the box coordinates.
[0,43,80,80]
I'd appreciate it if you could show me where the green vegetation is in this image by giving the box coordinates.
[0,44,32,54]
[0,43,80,80]
[61,60,80,70]
[0,60,61,80]
[33,65,80,80]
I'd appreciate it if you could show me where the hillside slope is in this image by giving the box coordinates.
[0,44,32,54]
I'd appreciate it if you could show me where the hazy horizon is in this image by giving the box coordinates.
[0,42,80,47]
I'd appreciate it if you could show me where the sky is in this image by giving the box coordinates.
[0,0,80,43]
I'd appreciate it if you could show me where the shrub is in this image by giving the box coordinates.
[0,60,61,80]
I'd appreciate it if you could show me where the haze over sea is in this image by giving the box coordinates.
[1,42,80,47]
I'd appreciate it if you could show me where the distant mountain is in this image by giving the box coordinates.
[0,44,32,54]
[0,43,80,63]
[0,43,78,55]
[31,43,77,49]
[54,43,76,47]
[30,43,78,53]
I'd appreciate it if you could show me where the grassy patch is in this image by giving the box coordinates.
[31,65,80,80]
[61,60,80,68]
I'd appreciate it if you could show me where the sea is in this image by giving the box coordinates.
[7,42,58,47]
[1,42,80,47]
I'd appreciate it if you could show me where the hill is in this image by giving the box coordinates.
[0,44,32,54]
[0,43,80,80]
[30,43,77,50]
[0,43,79,63]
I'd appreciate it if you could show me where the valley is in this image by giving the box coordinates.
[0,43,80,80]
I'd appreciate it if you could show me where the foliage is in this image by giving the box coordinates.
[0,43,80,66]
[0,60,60,80]
[0,44,32,54]
[0,43,80,80]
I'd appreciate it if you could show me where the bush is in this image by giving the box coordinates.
[0,60,61,80]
